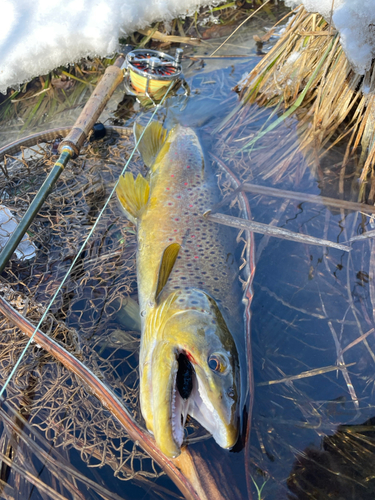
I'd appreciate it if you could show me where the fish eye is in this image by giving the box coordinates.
[207,353,227,374]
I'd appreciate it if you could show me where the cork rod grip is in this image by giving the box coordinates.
[59,54,125,156]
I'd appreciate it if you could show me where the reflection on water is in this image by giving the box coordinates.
[0,10,375,500]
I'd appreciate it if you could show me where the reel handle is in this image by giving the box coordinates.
[58,55,125,157]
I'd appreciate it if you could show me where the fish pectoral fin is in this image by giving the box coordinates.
[134,121,167,168]
[116,172,150,224]
[155,243,181,300]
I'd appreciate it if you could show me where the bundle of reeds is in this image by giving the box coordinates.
[228,6,375,202]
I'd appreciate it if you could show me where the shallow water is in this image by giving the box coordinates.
[1,6,375,500]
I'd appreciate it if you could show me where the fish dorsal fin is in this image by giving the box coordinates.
[134,121,168,168]
[116,172,150,225]
[155,243,181,300]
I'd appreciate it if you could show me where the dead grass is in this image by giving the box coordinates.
[224,6,375,204]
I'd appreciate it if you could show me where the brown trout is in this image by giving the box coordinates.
[116,121,246,458]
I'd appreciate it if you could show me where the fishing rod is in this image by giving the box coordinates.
[0,54,124,274]
[0,47,185,274]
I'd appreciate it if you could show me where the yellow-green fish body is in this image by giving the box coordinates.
[116,121,245,458]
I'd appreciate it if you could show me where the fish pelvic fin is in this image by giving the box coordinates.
[116,172,150,224]
[134,121,168,168]
[155,243,181,301]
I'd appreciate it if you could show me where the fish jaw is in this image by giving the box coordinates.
[189,366,239,450]
[143,341,186,458]
[140,290,240,458]
[140,340,192,458]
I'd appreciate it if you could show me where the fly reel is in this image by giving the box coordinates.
[122,48,186,104]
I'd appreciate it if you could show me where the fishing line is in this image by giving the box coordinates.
[0,80,175,401]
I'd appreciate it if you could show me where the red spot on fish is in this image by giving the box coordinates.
[187,165,190,168]
[174,229,177,232]
[186,352,196,364]
[191,235,195,238]
[184,182,188,186]
[175,218,180,221]
[194,256,199,259]
[168,203,172,206]
[177,195,181,198]
[171,174,174,177]
[166,187,170,190]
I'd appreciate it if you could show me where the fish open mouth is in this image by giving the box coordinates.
[170,352,235,450]
[171,353,193,447]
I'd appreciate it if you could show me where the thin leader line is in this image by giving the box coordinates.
[0,80,175,400]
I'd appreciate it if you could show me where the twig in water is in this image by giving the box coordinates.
[327,321,359,410]
[11,88,51,103]
[240,183,375,214]
[345,252,375,365]
[210,0,272,57]
[257,363,355,386]
[137,29,202,46]
[340,328,375,357]
[348,229,375,242]
[317,288,359,410]
[205,212,351,252]
[207,163,375,216]
[256,199,289,264]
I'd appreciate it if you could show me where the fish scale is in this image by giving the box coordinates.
[138,125,239,320]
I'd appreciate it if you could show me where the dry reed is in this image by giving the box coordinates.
[223,6,375,203]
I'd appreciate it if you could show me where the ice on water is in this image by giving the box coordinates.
[0,0,221,94]
[285,0,375,75]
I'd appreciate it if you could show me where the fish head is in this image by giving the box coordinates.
[140,289,240,458]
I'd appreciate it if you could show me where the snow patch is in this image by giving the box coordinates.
[0,0,222,94]
[284,0,344,19]
[284,0,375,75]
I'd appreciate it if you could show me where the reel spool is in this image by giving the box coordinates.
[122,48,184,103]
